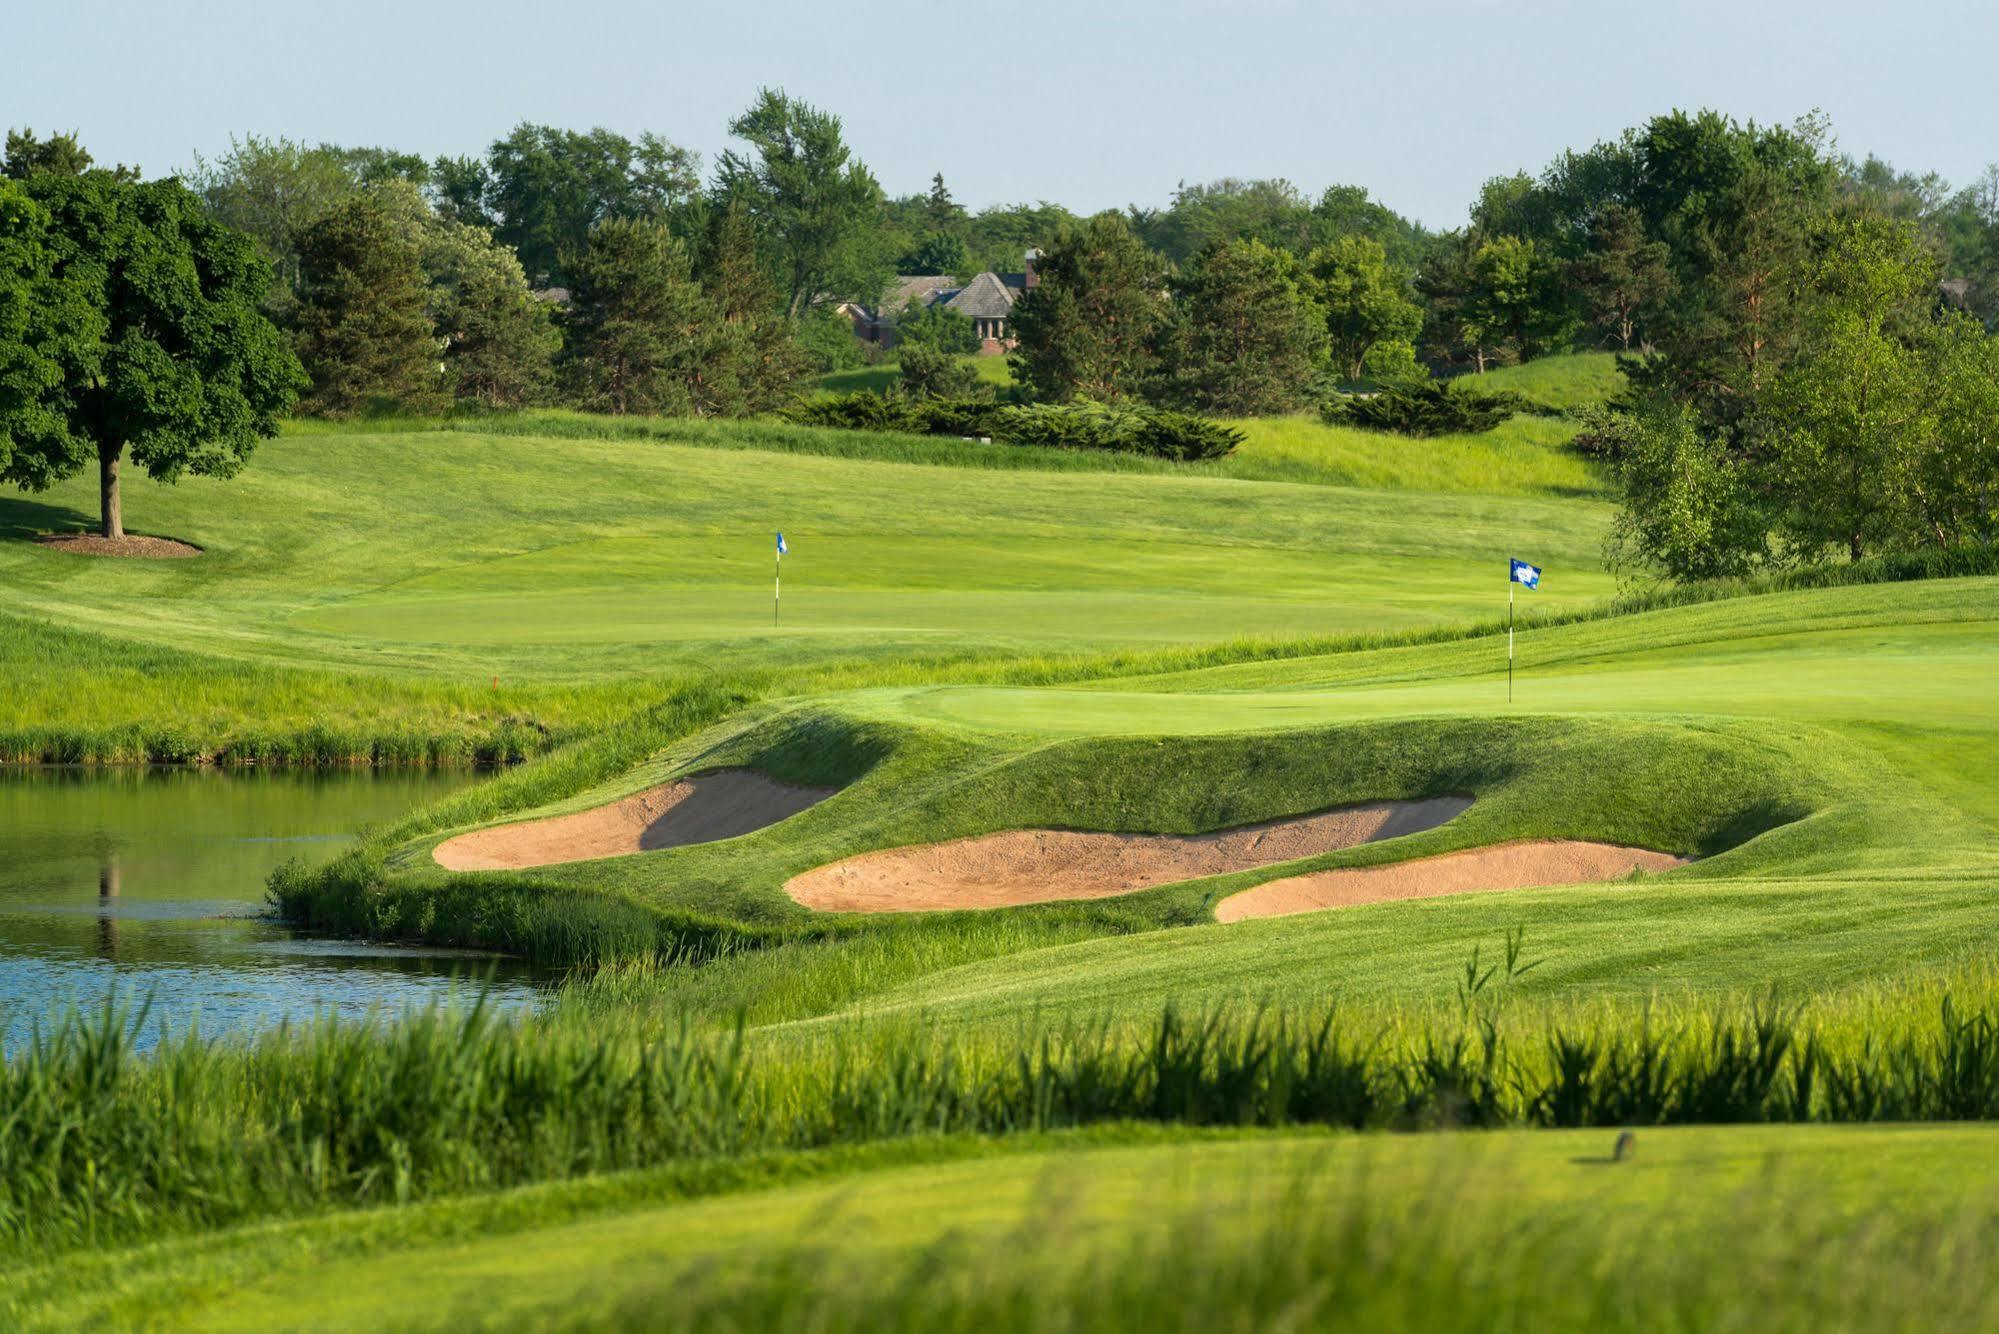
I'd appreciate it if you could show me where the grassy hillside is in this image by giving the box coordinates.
[0,409,1615,760]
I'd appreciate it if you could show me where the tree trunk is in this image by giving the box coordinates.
[99,445,124,540]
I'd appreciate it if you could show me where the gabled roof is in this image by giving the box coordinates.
[942,270,1018,320]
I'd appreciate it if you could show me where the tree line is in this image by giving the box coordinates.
[3,103,1997,564]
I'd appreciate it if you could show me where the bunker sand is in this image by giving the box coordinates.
[433,769,836,871]
[1216,840,1689,922]
[785,797,1471,913]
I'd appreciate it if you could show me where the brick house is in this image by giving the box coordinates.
[840,250,1041,355]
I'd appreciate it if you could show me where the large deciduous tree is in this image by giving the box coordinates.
[476,124,701,287]
[187,136,364,317]
[0,173,303,538]
[1307,235,1422,380]
[1009,214,1169,404]
[1163,238,1325,415]
[714,89,889,319]
[1764,215,1935,561]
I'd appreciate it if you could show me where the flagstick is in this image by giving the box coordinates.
[1507,582,1514,703]
[774,549,781,627]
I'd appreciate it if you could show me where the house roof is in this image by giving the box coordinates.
[886,275,958,311]
[942,270,1018,320]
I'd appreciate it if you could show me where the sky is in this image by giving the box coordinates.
[11,0,1997,229]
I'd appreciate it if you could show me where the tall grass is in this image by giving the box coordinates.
[533,1165,1999,1333]
[9,957,1999,1261]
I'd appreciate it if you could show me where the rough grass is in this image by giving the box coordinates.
[10,960,1999,1269]
[16,1119,1999,1332]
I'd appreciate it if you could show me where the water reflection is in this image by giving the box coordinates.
[0,766,551,1050]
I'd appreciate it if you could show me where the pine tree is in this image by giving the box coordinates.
[563,218,720,416]
[1009,214,1170,403]
[1569,203,1671,350]
[696,203,809,415]
[371,181,559,409]
[1164,238,1325,414]
[293,194,448,416]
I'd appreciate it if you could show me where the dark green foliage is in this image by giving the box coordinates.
[375,182,559,410]
[186,136,370,317]
[1324,381,1528,436]
[714,89,889,319]
[890,301,980,355]
[898,230,967,278]
[796,308,868,371]
[1569,202,1671,350]
[896,343,981,401]
[790,394,1240,460]
[561,219,716,416]
[294,194,449,417]
[0,172,304,536]
[2,128,134,181]
[1160,238,1326,415]
[696,202,812,415]
[474,124,701,287]
[1009,214,1170,403]
[1129,177,1317,264]
[1308,234,1423,380]
[959,201,1078,276]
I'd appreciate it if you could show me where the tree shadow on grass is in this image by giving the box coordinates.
[0,495,96,542]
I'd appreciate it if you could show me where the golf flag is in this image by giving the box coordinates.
[776,531,788,556]
[773,532,787,625]
[1506,558,1540,702]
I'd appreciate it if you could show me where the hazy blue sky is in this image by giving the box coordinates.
[12,0,1996,227]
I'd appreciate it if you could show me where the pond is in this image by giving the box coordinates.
[0,766,550,1050]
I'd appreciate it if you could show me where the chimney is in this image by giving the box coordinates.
[1024,248,1040,291]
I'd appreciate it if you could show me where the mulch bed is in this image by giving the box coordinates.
[33,533,203,559]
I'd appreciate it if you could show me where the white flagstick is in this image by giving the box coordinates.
[1507,581,1514,703]
[774,545,781,626]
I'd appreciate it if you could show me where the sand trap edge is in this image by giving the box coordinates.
[433,768,838,872]
[1215,839,1690,923]
[784,796,1472,915]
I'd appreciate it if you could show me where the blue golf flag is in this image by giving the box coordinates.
[776,531,788,556]
[1510,558,1540,589]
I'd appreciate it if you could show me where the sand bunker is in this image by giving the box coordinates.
[433,768,837,871]
[1215,840,1689,922]
[784,797,1470,914]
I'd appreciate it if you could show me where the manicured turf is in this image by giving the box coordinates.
[2,426,1609,674]
[0,410,1613,759]
[14,1123,1999,1331]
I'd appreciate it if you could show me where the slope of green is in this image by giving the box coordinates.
[15,1124,1999,1331]
[0,412,1616,763]
[278,576,1999,1031]
[1472,350,1628,410]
